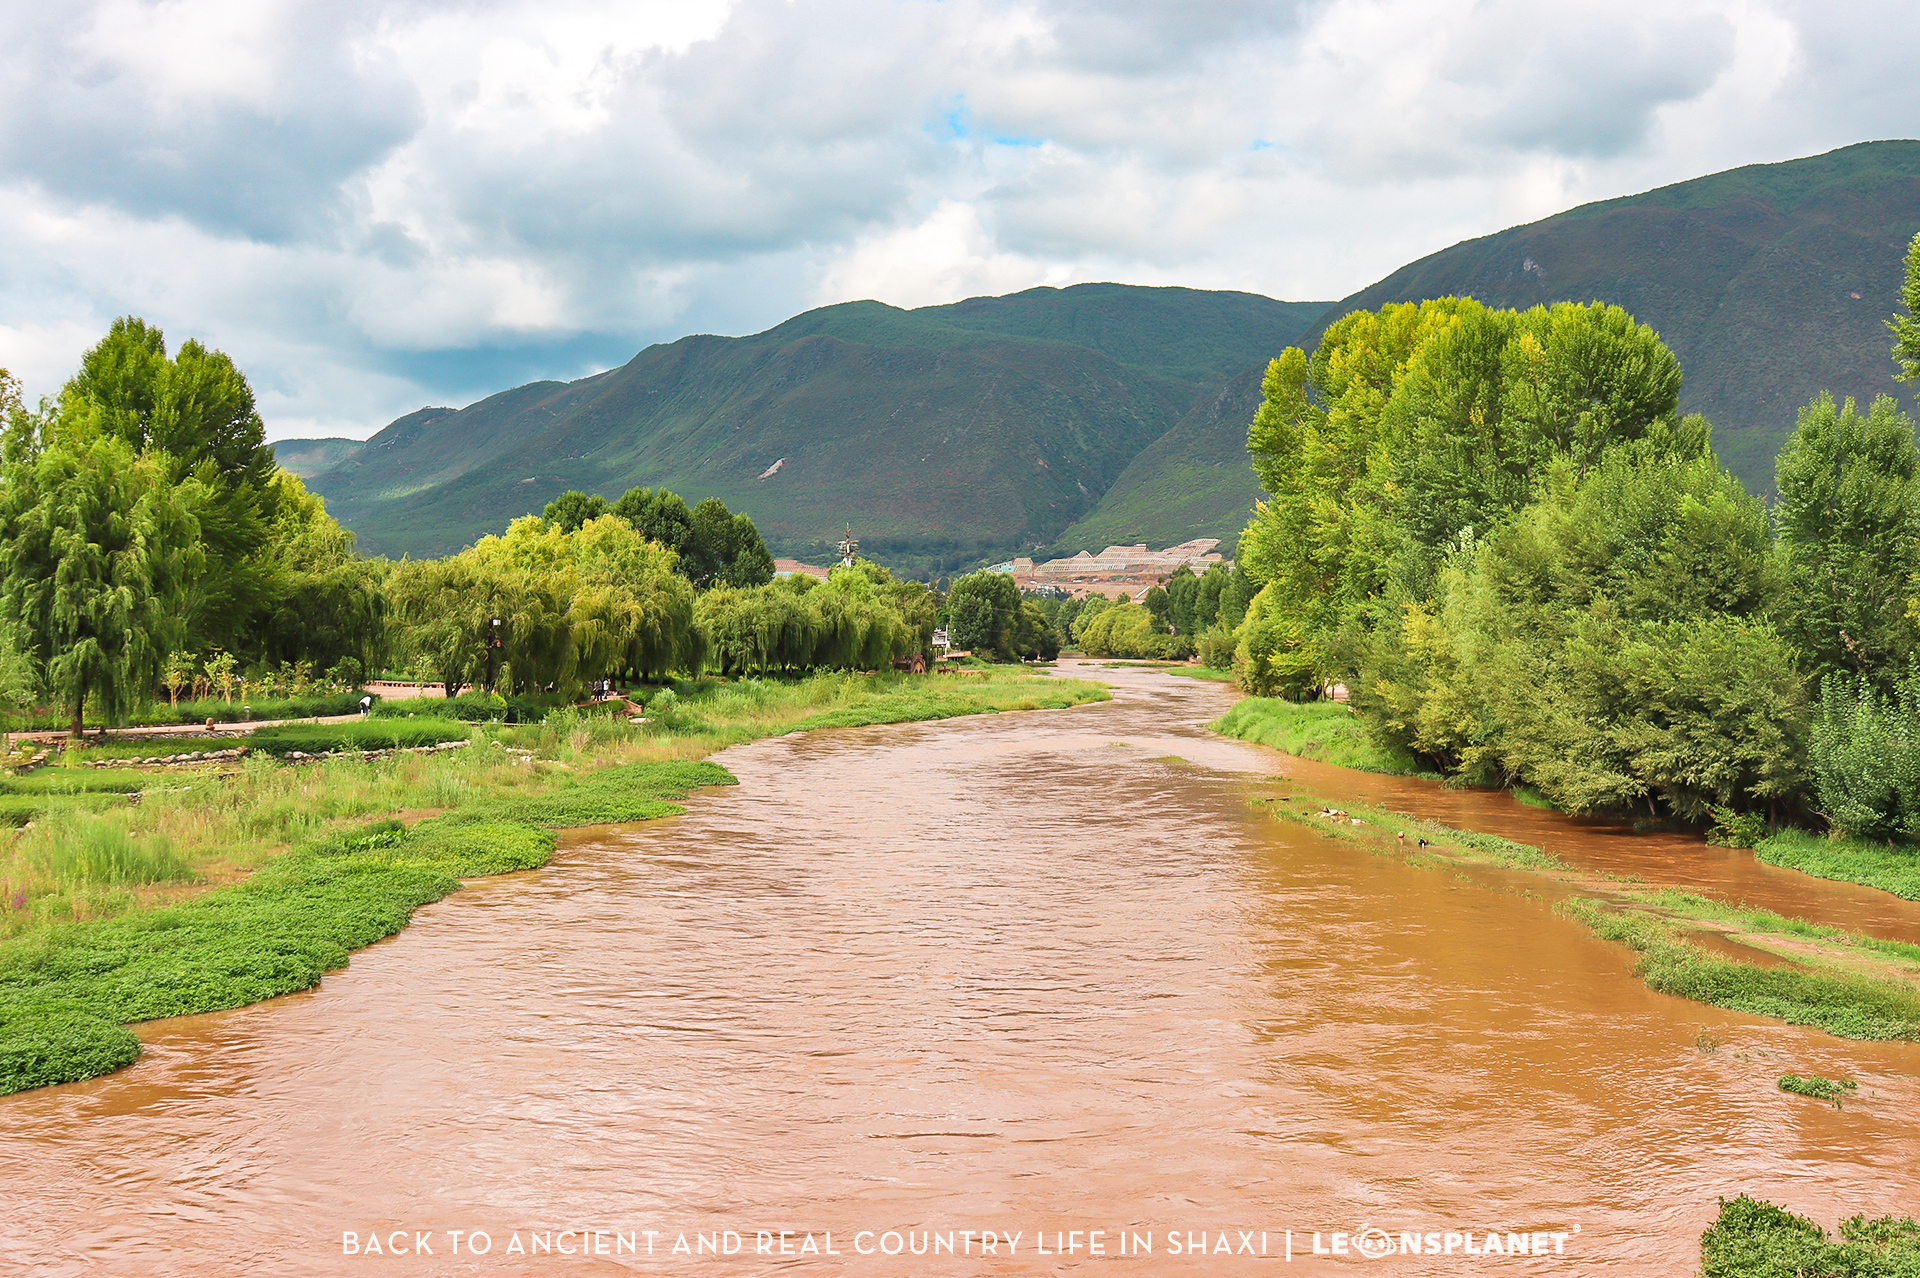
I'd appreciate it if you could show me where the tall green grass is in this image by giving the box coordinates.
[245,721,474,756]
[1755,828,1920,902]
[1211,698,1426,775]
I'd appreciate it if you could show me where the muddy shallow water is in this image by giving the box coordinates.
[4,666,1918,1276]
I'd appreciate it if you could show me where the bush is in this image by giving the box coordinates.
[1195,627,1235,670]
[1232,584,1319,698]
[371,691,513,723]
[245,721,472,757]
[1809,674,1920,839]
[168,691,371,724]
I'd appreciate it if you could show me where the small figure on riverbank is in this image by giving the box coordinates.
[359,695,373,716]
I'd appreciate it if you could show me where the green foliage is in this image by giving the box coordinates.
[0,433,201,734]
[683,497,774,590]
[170,690,370,724]
[1778,1072,1857,1103]
[946,571,1022,658]
[1808,674,1920,839]
[542,490,609,532]
[371,691,509,722]
[1893,230,1920,385]
[698,561,931,674]
[1230,582,1319,698]
[1701,1196,1920,1278]
[245,721,472,756]
[1078,600,1187,660]
[1707,806,1770,848]
[1774,393,1920,681]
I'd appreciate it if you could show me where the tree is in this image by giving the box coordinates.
[1891,231,1920,383]
[253,473,389,677]
[0,435,200,735]
[681,497,774,590]
[612,487,694,556]
[542,491,609,533]
[1774,393,1920,682]
[946,571,1020,658]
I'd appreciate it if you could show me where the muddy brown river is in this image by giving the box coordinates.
[4,665,1919,1275]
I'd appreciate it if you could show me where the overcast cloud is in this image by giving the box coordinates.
[0,0,1913,438]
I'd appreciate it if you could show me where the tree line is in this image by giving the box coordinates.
[1217,240,1920,838]
[0,319,1004,734]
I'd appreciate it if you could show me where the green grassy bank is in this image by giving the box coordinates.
[1211,698,1426,775]
[1702,1196,1920,1277]
[1755,828,1920,902]
[0,670,1108,1095]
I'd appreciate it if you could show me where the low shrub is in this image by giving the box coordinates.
[245,721,472,757]
[167,692,372,725]
[371,692,513,723]
[0,792,132,828]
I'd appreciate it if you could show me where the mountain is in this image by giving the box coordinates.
[300,285,1329,572]
[270,437,367,478]
[1300,140,1920,492]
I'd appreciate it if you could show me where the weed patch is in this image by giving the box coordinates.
[1211,698,1427,775]
[1701,1195,1920,1277]
[1755,828,1920,902]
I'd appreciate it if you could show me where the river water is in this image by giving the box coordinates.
[4,666,1918,1276]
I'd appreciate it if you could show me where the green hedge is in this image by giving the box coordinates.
[0,792,132,828]
[245,721,473,757]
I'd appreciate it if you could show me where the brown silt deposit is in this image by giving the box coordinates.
[3,665,1916,1275]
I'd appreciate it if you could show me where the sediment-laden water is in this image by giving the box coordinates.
[4,665,1917,1275]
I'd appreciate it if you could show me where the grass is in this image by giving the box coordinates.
[1556,899,1920,1041]
[1755,828,1920,902]
[1701,1196,1920,1277]
[1166,666,1234,682]
[1211,698,1428,775]
[0,668,1107,1094]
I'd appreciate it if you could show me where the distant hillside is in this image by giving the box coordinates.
[271,437,367,479]
[1303,140,1920,492]
[307,285,1328,572]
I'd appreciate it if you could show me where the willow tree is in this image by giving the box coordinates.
[0,434,199,735]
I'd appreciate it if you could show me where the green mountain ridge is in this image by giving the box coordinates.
[283,141,1920,573]
[298,285,1329,573]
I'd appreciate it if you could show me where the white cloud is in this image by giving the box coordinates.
[1,0,1917,439]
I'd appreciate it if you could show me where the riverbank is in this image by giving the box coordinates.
[0,670,1109,1094]
[1756,828,1920,901]
[1212,696,1428,775]
[1250,794,1920,1043]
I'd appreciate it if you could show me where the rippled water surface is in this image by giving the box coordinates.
[5,665,1918,1276]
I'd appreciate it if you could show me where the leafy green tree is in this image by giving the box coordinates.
[1891,231,1920,383]
[1014,601,1060,660]
[1142,584,1172,629]
[254,473,389,676]
[62,317,275,494]
[542,491,610,533]
[946,571,1021,658]
[613,487,694,556]
[0,435,200,735]
[1774,393,1920,682]
[682,497,775,590]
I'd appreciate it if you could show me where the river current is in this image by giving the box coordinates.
[4,665,1917,1275]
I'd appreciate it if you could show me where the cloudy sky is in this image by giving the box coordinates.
[1,0,1913,440]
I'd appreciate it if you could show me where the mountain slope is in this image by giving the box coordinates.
[308,285,1328,568]
[1302,140,1920,491]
